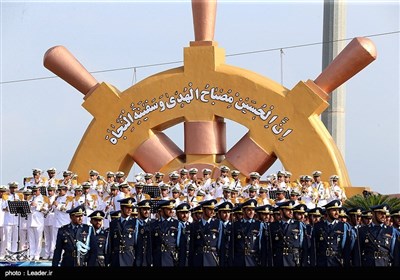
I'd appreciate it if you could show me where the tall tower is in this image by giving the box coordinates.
[321,0,347,158]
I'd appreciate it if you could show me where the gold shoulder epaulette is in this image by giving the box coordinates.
[24,177,33,184]
[43,195,50,204]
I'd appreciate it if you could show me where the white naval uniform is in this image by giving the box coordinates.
[27,194,46,260]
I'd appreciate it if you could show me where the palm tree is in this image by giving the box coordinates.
[344,193,400,211]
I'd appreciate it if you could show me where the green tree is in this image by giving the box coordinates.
[344,193,400,211]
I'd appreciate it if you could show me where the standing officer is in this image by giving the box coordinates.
[231,199,264,267]
[216,201,234,267]
[310,199,352,267]
[88,210,108,267]
[268,201,308,267]
[106,197,137,266]
[151,199,182,267]
[189,199,222,267]
[135,199,153,267]
[175,202,191,267]
[352,204,400,266]
[52,205,97,267]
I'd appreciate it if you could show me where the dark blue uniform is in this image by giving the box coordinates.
[52,223,97,267]
[231,219,263,266]
[107,217,137,266]
[178,220,191,267]
[93,228,108,266]
[219,220,233,267]
[268,219,308,266]
[189,218,222,267]
[310,220,352,267]
[151,217,181,267]
[134,218,153,266]
[352,223,400,266]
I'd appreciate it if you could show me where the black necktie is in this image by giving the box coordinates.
[73,225,78,236]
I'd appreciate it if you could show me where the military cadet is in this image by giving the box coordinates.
[310,199,352,267]
[348,207,364,228]
[103,171,116,194]
[59,171,77,195]
[88,210,108,266]
[144,173,154,186]
[274,189,287,204]
[232,203,244,223]
[338,207,349,223]
[256,204,273,225]
[106,197,137,266]
[361,210,373,226]
[46,168,58,191]
[0,186,8,260]
[101,183,119,229]
[154,172,165,185]
[151,199,182,267]
[312,171,330,207]
[272,207,282,223]
[188,168,199,188]
[391,209,400,230]
[217,201,234,267]
[135,200,153,267]
[352,204,400,267]
[24,168,47,191]
[159,183,171,200]
[305,207,322,266]
[219,165,232,187]
[257,187,273,206]
[81,182,98,223]
[190,205,203,223]
[114,182,132,211]
[133,182,151,203]
[52,205,97,267]
[131,205,139,219]
[87,170,104,194]
[109,210,121,221]
[268,201,308,267]
[27,185,47,261]
[115,171,126,185]
[217,185,232,204]
[189,199,222,267]
[293,203,308,223]
[184,184,198,207]
[229,170,242,194]
[3,182,23,255]
[43,186,57,260]
[255,203,274,266]
[231,199,264,267]
[200,168,213,199]
[175,202,191,267]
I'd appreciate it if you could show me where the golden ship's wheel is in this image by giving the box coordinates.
[43,1,376,193]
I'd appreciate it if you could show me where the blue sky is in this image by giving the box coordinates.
[1,1,399,194]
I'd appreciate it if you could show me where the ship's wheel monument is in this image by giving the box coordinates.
[43,0,376,196]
